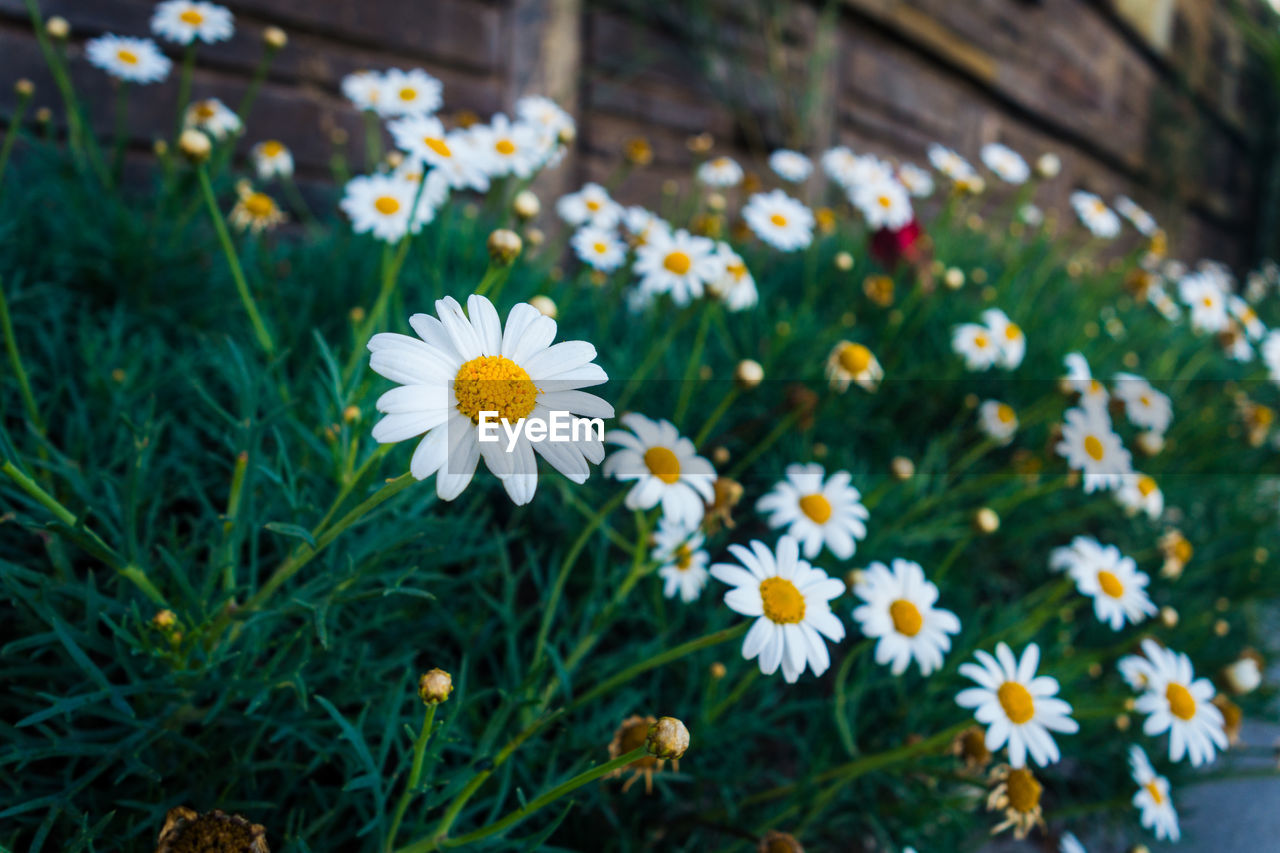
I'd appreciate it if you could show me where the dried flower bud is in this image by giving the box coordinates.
[417,668,453,705]
[734,359,764,390]
[1036,152,1061,179]
[263,26,288,49]
[512,190,540,221]
[487,228,522,266]
[529,294,556,319]
[45,16,69,39]
[973,507,1000,534]
[645,716,689,760]
[686,132,713,153]
[14,79,34,98]
[758,830,805,853]
[178,129,212,163]
[156,807,269,853]
[890,456,915,480]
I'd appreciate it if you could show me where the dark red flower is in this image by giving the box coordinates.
[869,219,924,269]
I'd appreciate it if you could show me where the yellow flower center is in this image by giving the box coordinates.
[1083,434,1105,461]
[1137,475,1157,497]
[422,137,451,158]
[374,196,401,216]
[1097,570,1125,599]
[399,87,418,102]
[769,213,788,227]
[1202,296,1214,308]
[1092,200,1106,215]
[1254,405,1275,426]
[593,242,608,254]
[179,9,204,25]
[243,193,276,218]
[585,199,601,212]
[663,251,692,275]
[798,493,832,524]
[995,403,1015,424]
[838,343,872,374]
[495,138,516,156]
[1005,323,1022,340]
[877,194,892,209]
[997,681,1035,725]
[759,576,806,624]
[675,544,694,570]
[117,49,139,65]
[195,102,216,120]
[260,140,285,157]
[713,157,731,168]
[453,355,538,424]
[726,260,746,280]
[1006,768,1043,813]
[973,332,989,349]
[643,447,681,484]
[1145,781,1164,805]
[889,599,923,636]
[1166,682,1196,721]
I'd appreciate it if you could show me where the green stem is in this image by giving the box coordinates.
[218,450,250,592]
[727,408,806,479]
[23,0,102,180]
[197,164,277,356]
[110,82,129,185]
[344,239,413,381]
[0,88,32,197]
[173,44,197,144]
[673,305,714,427]
[0,279,44,434]
[471,261,509,299]
[385,703,440,852]
[693,385,740,448]
[364,111,383,169]
[615,309,693,412]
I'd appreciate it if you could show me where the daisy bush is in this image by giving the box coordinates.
[1,3,1279,852]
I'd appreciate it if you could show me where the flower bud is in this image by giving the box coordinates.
[623,136,652,166]
[556,124,576,146]
[342,405,361,424]
[706,192,726,212]
[1159,606,1178,628]
[890,456,915,480]
[1036,152,1061,179]
[711,446,729,465]
[734,359,764,390]
[709,661,726,680]
[417,668,453,705]
[154,139,169,156]
[529,294,556,318]
[943,267,965,289]
[178,129,212,164]
[1222,655,1262,695]
[834,251,853,271]
[35,106,52,124]
[1136,430,1164,456]
[686,132,713,153]
[758,830,805,853]
[46,15,69,39]
[487,228,522,266]
[646,716,689,760]
[14,78,34,98]
[973,507,999,534]
[1115,713,1131,731]
[152,609,177,630]
[512,190,540,221]
[263,26,288,49]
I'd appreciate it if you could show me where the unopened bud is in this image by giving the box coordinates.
[834,251,853,271]
[46,16,69,39]
[263,26,288,50]
[556,124,575,147]
[1036,152,1061,179]
[153,139,169,156]
[342,405,361,424]
[14,79,34,98]
[944,267,965,289]
[152,609,177,630]
[758,830,805,853]
[646,716,689,760]
[178,129,212,163]
[623,136,652,166]
[35,106,52,124]
[734,359,764,390]
[709,662,727,680]
[417,668,453,705]
[487,228,522,266]
[890,456,914,480]
[512,190,540,221]
[973,507,999,534]
[706,192,726,212]
[529,294,556,318]
[1159,606,1178,628]
[524,226,545,248]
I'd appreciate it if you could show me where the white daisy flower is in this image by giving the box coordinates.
[85,35,171,84]
[769,149,812,182]
[707,243,758,311]
[951,323,1001,372]
[742,190,814,252]
[1070,191,1121,238]
[825,341,883,392]
[556,183,623,229]
[342,70,383,112]
[250,140,293,180]
[851,559,960,676]
[1115,473,1164,520]
[1263,330,1280,384]
[151,1,232,45]
[978,400,1018,445]
[621,206,670,245]
[928,144,976,182]
[603,413,716,527]
[472,114,543,178]
[1228,294,1267,340]
[955,642,1079,768]
[852,178,913,231]
[632,228,721,306]
[847,154,895,190]
[980,143,1030,184]
[387,115,489,192]
[1111,373,1171,433]
[1056,405,1132,492]
[1018,204,1044,226]
[1114,195,1159,236]
[1133,639,1228,766]
[183,98,241,141]
[375,68,443,118]
[821,146,859,187]
[897,162,934,197]
[696,155,744,187]
[710,535,846,683]
[1050,536,1155,630]
[340,173,427,243]
[652,516,710,603]
[1147,282,1181,322]
[515,94,574,151]
[394,163,451,224]
[1118,651,1157,692]
[1060,831,1087,853]
[1062,353,1109,413]
[1177,271,1229,333]
[982,308,1026,369]
[1129,745,1180,841]
[756,463,868,560]
[571,226,627,272]
[366,294,613,505]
